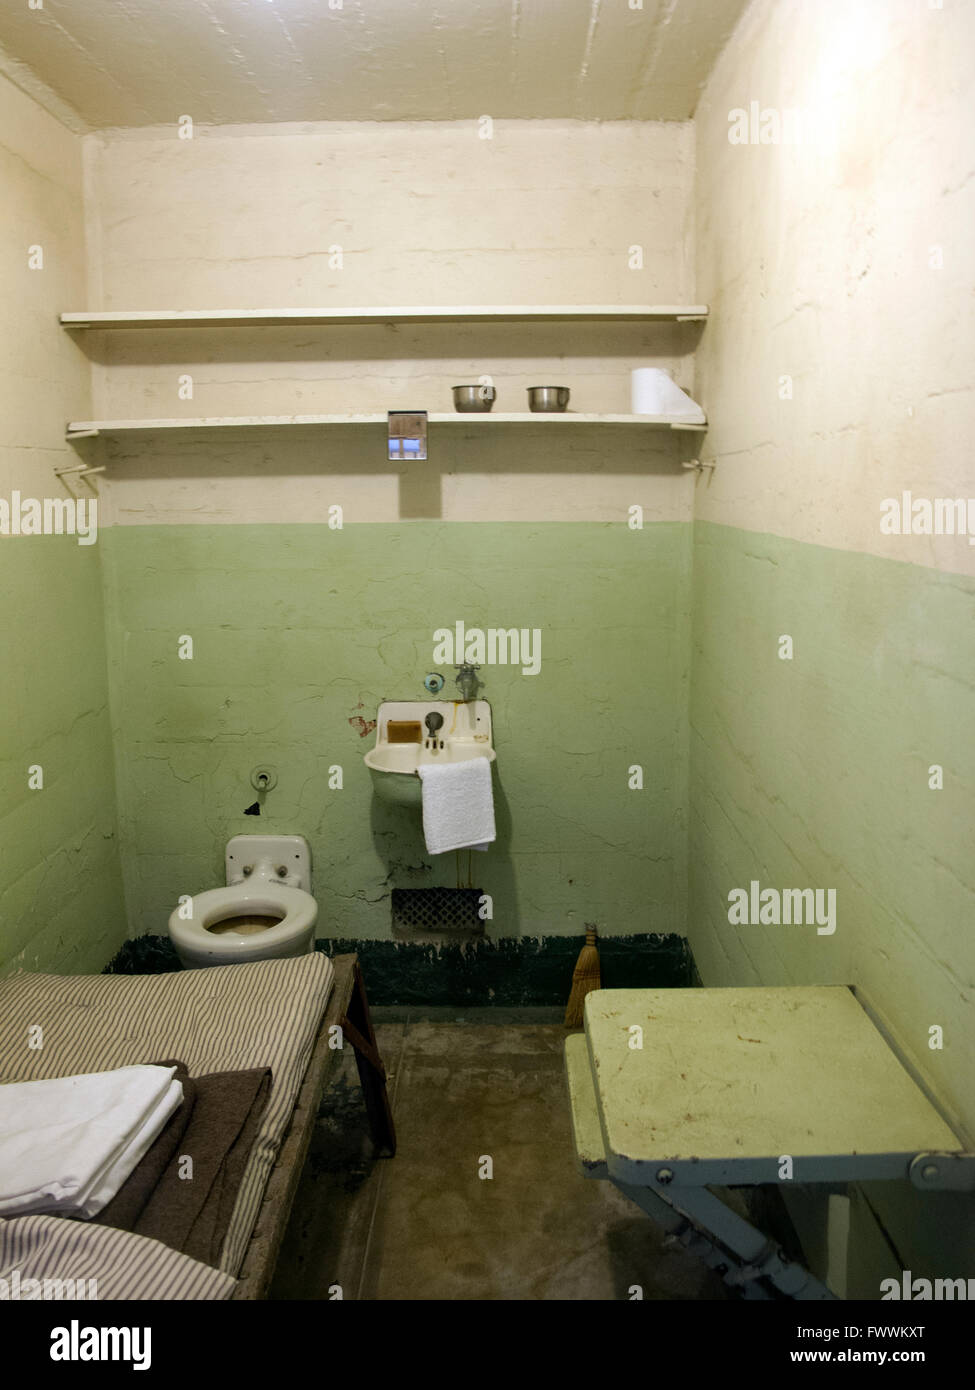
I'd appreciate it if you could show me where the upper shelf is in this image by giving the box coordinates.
[59,304,709,330]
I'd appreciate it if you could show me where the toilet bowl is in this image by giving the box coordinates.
[168,834,319,969]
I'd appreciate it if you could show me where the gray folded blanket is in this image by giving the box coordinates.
[93,1060,271,1267]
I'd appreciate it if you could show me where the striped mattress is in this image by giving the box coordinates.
[0,1213,236,1300]
[0,951,334,1281]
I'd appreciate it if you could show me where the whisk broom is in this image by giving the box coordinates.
[564,924,600,1027]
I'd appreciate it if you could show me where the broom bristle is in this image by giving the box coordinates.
[564,926,600,1027]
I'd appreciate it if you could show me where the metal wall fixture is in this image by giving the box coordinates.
[680,458,716,474]
[54,462,106,478]
[388,410,428,460]
[455,663,482,700]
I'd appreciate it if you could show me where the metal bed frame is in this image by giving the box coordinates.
[233,954,395,1299]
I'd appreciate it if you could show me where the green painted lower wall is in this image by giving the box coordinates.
[688,521,975,1291]
[100,521,691,945]
[0,536,127,974]
[7,514,972,1290]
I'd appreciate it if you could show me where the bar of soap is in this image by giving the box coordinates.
[387,721,422,744]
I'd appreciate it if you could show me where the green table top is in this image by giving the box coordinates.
[580,986,962,1186]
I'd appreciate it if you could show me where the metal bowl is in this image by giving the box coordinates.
[527,385,570,412]
[452,385,496,412]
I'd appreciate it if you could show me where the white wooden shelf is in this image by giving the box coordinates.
[66,411,708,440]
[61,305,710,443]
[60,304,709,330]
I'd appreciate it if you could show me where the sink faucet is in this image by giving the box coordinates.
[424,710,444,750]
[454,663,481,702]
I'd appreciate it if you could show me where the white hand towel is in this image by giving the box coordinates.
[416,756,496,855]
[0,1065,182,1219]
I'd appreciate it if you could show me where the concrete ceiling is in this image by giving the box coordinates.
[0,0,749,132]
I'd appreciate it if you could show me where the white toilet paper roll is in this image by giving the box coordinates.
[631,367,672,414]
[630,367,705,420]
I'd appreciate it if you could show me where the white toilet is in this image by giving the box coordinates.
[168,834,319,969]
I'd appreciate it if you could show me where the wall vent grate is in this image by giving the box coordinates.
[391,887,484,939]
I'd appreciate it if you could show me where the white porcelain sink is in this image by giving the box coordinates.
[365,700,495,807]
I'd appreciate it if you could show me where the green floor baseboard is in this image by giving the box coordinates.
[105,932,697,1005]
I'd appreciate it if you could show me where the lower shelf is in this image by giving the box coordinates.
[66,411,708,440]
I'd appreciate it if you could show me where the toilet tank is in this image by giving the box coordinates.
[225,834,312,893]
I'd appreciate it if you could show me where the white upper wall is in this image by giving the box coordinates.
[0,72,90,498]
[83,119,695,311]
[81,119,699,525]
[693,0,975,576]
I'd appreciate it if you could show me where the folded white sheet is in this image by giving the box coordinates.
[0,1065,182,1219]
[416,756,496,855]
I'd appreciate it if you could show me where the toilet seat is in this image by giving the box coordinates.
[169,883,318,963]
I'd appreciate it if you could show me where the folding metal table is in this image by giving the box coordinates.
[565,986,971,1299]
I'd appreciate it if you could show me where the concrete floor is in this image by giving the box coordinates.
[269,1008,729,1301]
